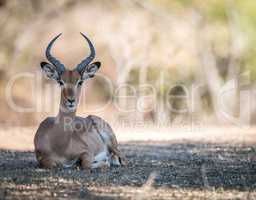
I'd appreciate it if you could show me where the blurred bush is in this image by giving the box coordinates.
[0,0,256,126]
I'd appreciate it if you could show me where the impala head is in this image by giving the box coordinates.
[41,33,101,112]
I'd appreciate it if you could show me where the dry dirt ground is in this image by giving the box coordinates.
[0,127,256,199]
[0,142,256,200]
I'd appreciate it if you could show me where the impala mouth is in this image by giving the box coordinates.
[66,103,76,111]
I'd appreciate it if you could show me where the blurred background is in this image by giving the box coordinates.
[1,0,256,130]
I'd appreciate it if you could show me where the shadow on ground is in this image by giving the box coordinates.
[0,142,255,199]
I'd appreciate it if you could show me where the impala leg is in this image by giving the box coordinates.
[35,150,57,169]
[111,148,127,166]
[80,152,93,172]
[110,154,121,167]
[38,157,57,169]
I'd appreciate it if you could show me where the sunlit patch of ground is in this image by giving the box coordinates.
[0,126,255,199]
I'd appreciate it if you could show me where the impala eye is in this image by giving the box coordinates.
[58,80,64,86]
[77,80,83,86]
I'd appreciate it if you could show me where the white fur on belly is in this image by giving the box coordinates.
[91,158,110,168]
[92,148,110,169]
[94,149,109,162]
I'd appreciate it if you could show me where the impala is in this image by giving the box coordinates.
[34,33,123,170]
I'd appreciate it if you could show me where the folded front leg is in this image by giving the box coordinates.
[80,152,94,171]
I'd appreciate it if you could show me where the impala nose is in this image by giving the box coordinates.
[67,98,75,104]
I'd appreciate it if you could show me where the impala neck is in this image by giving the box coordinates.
[57,109,76,122]
[56,98,77,125]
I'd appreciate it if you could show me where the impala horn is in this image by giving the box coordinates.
[45,33,66,74]
[76,32,96,74]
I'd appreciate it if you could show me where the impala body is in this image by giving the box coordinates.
[34,33,123,170]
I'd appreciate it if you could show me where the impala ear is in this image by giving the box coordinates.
[81,62,101,80]
[40,62,60,81]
